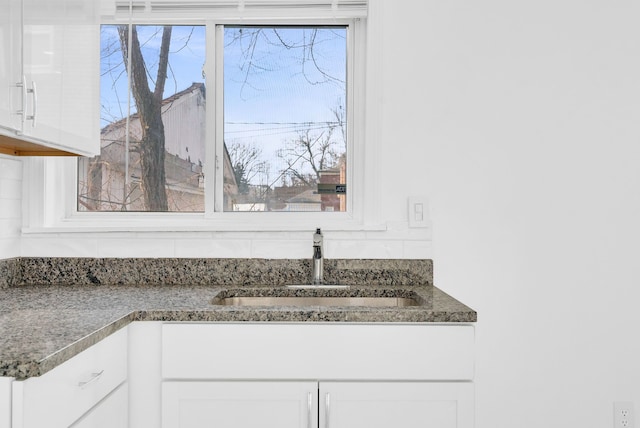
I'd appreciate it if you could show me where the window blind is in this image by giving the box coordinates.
[103,0,368,20]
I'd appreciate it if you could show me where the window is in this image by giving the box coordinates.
[25,1,380,232]
[79,24,207,212]
[79,20,350,214]
[222,26,347,213]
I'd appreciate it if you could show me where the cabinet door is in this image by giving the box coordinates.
[162,381,318,428]
[70,382,128,428]
[21,0,99,155]
[0,377,13,428]
[0,0,23,133]
[320,382,474,428]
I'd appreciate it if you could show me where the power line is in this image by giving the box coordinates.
[225,121,340,125]
[224,124,337,136]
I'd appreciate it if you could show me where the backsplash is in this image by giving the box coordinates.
[19,226,433,259]
[0,156,22,260]
[0,258,19,288]
[1,258,433,287]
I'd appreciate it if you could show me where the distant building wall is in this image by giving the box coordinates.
[79,83,220,212]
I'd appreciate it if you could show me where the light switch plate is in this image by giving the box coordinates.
[408,196,429,228]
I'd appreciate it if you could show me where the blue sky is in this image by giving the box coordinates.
[222,26,347,183]
[100,25,207,125]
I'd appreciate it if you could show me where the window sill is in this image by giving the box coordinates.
[22,213,387,234]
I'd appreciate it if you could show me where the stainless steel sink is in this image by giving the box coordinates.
[213,296,419,307]
[211,288,423,308]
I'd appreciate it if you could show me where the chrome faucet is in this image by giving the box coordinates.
[312,228,324,285]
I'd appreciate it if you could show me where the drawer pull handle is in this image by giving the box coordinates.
[26,80,37,128]
[78,370,104,388]
[325,392,331,428]
[16,76,27,130]
[307,392,312,428]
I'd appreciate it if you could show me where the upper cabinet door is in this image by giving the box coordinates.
[21,0,100,156]
[0,0,23,134]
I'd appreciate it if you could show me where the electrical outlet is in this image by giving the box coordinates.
[615,402,635,428]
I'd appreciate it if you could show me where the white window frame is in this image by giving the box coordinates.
[21,3,383,233]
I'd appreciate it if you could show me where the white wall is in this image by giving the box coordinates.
[9,0,640,426]
[0,155,22,259]
[376,0,639,427]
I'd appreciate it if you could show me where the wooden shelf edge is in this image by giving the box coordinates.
[0,133,80,157]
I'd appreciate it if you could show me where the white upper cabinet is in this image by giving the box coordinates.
[22,0,100,155]
[0,0,100,156]
[0,0,23,134]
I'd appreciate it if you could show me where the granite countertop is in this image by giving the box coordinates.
[0,284,475,380]
[0,258,476,380]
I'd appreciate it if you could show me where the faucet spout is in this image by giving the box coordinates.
[312,228,324,285]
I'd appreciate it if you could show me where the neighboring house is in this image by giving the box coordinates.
[273,187,321,212]
[269,157,346,212]
[78,81,344,213]
[78,83,238,212]
[318,160,346,212]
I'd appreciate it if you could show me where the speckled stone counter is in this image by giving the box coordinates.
[2,258,433,287]
[0,258,475,380]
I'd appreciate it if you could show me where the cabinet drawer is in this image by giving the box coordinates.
[162,323,474,381]
[13,327,128,428]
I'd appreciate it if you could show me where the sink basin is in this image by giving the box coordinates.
[213,296,419,307]
[211,288,423,308]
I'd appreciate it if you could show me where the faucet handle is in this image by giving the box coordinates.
[313,228,323,245]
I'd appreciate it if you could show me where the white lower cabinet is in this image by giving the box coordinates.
[2,321,474,427]
[163,381,318,428]
[320,382,473,428]
[11,327,128,428]
[162,381,473,428]
[71,382,128,428]
[160,323,475,428]
[162,381,472,428]
[161,323,475,381]
[0,377,13,428]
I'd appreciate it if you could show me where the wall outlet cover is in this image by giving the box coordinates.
[615,402,635,428]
